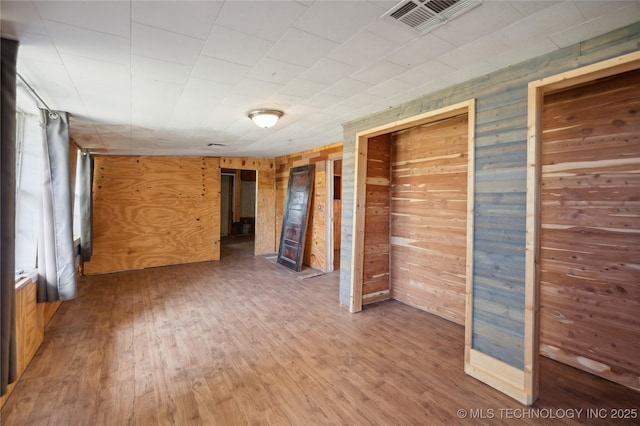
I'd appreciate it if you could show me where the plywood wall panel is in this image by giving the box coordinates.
[539,68,640,390]
[85,156,220,274]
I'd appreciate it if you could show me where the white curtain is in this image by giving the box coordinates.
[37,109,77,302]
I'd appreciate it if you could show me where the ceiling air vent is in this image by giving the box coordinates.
[382,0,482,35]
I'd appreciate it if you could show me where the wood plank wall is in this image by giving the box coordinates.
[539,68,640,390]
[362,135,391,303]
[84,156,220,274]
[390,115,468,325]
[276,142,343,271]
[0,279,59,408]
[340,23,640,369]
[220,157,276,255]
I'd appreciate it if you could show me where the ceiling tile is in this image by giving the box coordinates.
[231,78,283,98]
[446,61,499,85]
[202,25,274,67]
[15,32,63,64]
[192,56,251,86]
[167,78,234,129]
[132,55,192,85]
[430,2,521,47]
[323,79,372,98]
[299,58,358,85]
[1,1,48,37]
[328,31,401,67]
[132,1,222,40]
[493,2,585,48]
[268,28,339,68]
[365,78,415,98]
[384,34,456,68]
[216,1,308,42]
[302,92,347,109]
[486,38,558,69]
[278,78,328,99]
[34,0,130,37]
[507,1,559,18]
[396,60,456,86]
[132,23,203,66]
[338,92,386,109]
[350,60,409,85]
[43,19,130,65]
[362,19,418,46]
[438,35,510,70]
[248,57,307,85]
[293,1,383,43]
[549,2,640,48]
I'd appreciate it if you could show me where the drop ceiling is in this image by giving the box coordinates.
[2,1,638,157]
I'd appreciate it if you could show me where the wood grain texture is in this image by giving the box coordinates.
[3,246,638,425]
[84,156,220,274]
[341,23,640,372]
[390,115,469,325]
[539,68,640,390]
[276,142,343,271]
[362,134,391,301]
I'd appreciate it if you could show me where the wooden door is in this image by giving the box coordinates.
[278,165,315,271]
[540,68,640,389]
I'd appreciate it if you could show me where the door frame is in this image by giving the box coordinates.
[525,51,640,404]
[221,172,235,237]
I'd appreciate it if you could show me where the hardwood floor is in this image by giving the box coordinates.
[1,238,638,425]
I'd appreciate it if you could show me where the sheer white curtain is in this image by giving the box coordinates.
[37,109,77,302]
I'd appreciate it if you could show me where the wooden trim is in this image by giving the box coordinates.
[362,290,391,305]
[325,160,334,272]
[524,51,640,405]
[465,349,532,405]
[463,99,476,368]
[350,136,368,313]
[351,99,475,315]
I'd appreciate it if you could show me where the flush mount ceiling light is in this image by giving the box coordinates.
[247,109,283,128]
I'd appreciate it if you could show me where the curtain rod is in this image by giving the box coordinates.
[16,72,59,119]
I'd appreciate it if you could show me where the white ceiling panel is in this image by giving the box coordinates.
[216,1,308,42]
[351,60,409,85]
[34,0,130,38]
[299,58,358,85]
[201,25,274,67]
[191,55,251,86]
[267,28,339,68]
[278,78,328,99]
[131,1,221,40]
[2,0,636,157]
[132,23,203,66]
[248,57,307,85]
[0,1,48,37]
[293,1,383,43]
[384,34,456,68]
[549,2,640,48]
[328,31,401,67]
[43,20,130,65]
[132,55,192,85]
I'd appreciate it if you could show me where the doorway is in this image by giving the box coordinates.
[527,51,640,399]
[328,159,342,271]
[220,169,257,257]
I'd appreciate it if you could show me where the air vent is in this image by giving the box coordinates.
[382,0,482,34]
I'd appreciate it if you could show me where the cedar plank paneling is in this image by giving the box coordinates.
[539,68,640,390]
[362,135,391,300]
[390,114,468,325]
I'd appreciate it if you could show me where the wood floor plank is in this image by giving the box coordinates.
[1,236,638,425]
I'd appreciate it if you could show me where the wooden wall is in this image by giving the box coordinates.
[539,68,640,390]
[220,157,276,255]
[362,135,391,303]
[340,23,640,370]
[276,142,343,271]
[390,115,469,325]
[0,278,60,408]
[84,156,220,274]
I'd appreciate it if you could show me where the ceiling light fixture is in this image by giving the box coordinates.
[247,109,283,128]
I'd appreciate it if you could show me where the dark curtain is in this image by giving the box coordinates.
[38,109,77,302]
[1,38,18,397]
[77,151,93,262]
